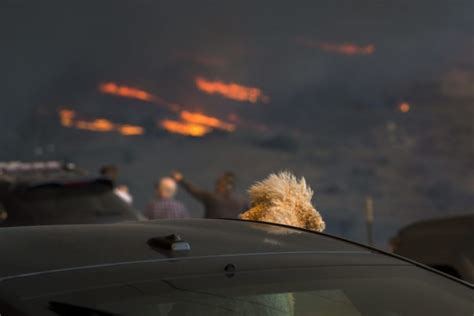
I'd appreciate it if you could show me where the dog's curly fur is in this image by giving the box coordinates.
[240,172,325,232]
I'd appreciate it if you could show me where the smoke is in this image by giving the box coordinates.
[1,0,472,134]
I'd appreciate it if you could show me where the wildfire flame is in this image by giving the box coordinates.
[195,77,269,103]
[298,38,375,55]
[180,111,235,132]
[160,111,236,136]
[119,124,145,136]
[58,109,144,136]
[99,82,153,102]
[398,102,410,113]
[318,42,375,55]
[59,109,74,127]
[98,82,184,113]
[160,119,211,137]
[97,81,242,137]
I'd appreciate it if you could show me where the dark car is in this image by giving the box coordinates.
[0,161,142,227]
[390,214,474,283]
[1,219,472,316]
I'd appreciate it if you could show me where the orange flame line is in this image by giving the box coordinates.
[97,81,242,136]
[180,111,235,132]
[160,119,211,137]
[58,109,144,136]
[99,82,153,101]
[119,124,145,135]
[298,38,375,55]
[195,77,269,103]
[98,82,183,113]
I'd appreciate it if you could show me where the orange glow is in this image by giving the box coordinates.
[399,102,410,113]
[98,82,183,112]
[318,42,375,55]
[160,119,211,137]
[75,119,115,132]
[99,82,153,101]
[59,109,75,127]
[195,77,269,103]
[180,111,235,132]
[58,109,144,136]
[298,38,375,55]
[119,124,145,136]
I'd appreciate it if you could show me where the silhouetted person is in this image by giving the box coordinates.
[99,165,119,182]
[171,171,247,219]
[145,177,189,219]
[99,165,133,205]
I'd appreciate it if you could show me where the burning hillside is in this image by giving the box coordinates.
[57,77,267,138]
[58,109,144,136]
[160,111,236,136]
[297,38,375,56]
[99,82,153,102]
[160,119,211,137]
[180,111,235,132]
[195,77,269,103]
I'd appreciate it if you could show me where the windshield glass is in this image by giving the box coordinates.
[14,266,473,316]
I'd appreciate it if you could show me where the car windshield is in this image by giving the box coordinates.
[14,266,473,316]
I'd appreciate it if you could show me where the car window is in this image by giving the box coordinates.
[2,186,135,225]
[12,265,473,316]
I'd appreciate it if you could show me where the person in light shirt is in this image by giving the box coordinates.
[144,177,189,219]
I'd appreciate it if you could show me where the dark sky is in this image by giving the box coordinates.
[1,0,472,128]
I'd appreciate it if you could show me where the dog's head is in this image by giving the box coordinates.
[241,172,325,232]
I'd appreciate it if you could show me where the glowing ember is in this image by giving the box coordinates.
[98,82,183,113]
[298,38,375,56]
[58,109,144,136]
[119,124,145,136]
[399,102,411,113]
[318,42,375,55]
[59,109,75,127]
[180,111,235,132]
[160,119,211,137]
[99,82,153,102]
[195,77,269,103]
[75,119,115,132]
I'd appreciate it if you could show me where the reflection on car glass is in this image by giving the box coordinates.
[49,301,119,316]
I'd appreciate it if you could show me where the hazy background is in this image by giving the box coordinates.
[1,0,473,247]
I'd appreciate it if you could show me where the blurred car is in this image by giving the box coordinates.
[0,219,472,316]
[0,161,142,227]
[390,214,474,283]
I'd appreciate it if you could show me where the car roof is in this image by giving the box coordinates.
[0,219,406,281]
[0,175,114,196]
[0,161,90,188]
[397,214,474,236]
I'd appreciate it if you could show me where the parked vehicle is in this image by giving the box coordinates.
[390,214,474,283]
[1,219,472,315]
[0,161,142,227]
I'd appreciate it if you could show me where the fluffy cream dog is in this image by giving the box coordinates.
[240,172,325,232]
